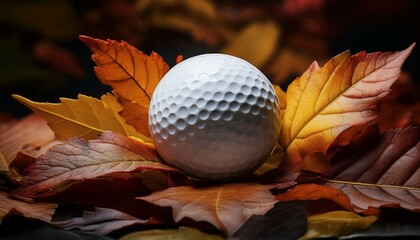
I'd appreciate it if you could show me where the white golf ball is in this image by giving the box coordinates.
[149,54,280,180]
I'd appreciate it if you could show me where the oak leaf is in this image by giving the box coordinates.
[0,191,57,223]
[13,94,148,141]
[80,35,169,137]
[138,183,277,235]
[278,44,415,177]
[12,131,178,199]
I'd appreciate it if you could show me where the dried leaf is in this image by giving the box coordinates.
[276,184,354,212]
[222,22,280,68]
[12,131,177,199]
[278,127,420,215]
[300,211,377,240]
[120,226,223,240]
[138,183,277,235]
[13,94,148,141]
[323,126,420,213]
[53,207,147,235]
[279,44,415,176]
[0,191,56,223]
[80,35,169,137]
[0,114,55,172]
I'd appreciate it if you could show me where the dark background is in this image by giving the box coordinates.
[0,0,418,117]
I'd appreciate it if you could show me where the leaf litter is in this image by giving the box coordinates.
[0,36,418,239]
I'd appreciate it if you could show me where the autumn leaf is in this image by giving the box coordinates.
[138,183,277,235]
[0,114,55,173]
[278,44,415,176]
[120,226,223,240]
[12,131,178,199]
[300,211,377,240]
[53,207,148,235]
[322,126,420,213]
[80,35,169,137]
[0,191,56,223]
[222,21,280,68]
[277,127,420,215]
[13,93,149,141]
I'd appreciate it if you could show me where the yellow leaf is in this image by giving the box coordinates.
[300,211,377,240]
[79,35,169,137]
[222,21,281,68]
[13,94,149,141]
[279,44,415,174]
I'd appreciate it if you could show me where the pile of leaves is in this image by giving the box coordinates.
[0,36,418,239]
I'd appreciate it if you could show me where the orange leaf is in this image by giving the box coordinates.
[279,44,415,176]
[276,184,355,213]
[138,183,277,235]
[80,35,170,136]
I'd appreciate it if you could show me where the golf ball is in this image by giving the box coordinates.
[149,54,280,180]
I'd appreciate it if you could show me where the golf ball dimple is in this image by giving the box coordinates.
[149,54,281,180]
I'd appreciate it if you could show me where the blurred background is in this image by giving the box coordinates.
[0,0,419,117]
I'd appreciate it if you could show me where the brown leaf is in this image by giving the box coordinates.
[322,126,420,213]
[138,183,277,235]
[0,114,55,173]
[80,35,169,137]
[277,127,420,215]
[12,131,178,199]
[0,191,57,223]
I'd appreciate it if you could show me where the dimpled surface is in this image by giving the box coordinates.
[149,54,280,180]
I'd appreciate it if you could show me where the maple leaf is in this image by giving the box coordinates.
[278,44,415,177]
[80,35,170,137]
[12,131,178,199]
[138,183,277,235]
[120,226,223,240]
[0,191,56,223]
[13,93,148,141]
[0,114,55,173]
[277,127,420,215]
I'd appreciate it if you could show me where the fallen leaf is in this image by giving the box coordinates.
[13,94,148,141]
[279,44,415,177]
[233,202,307,240]
[322,126,420,213]
[0,191,57,224]
[53,207,147,235]
[222,21,280,68]
[120,226,223,240]
[12,131,178,199]
[80,35,169,137]
[278,127,420,215]
[138,183,277,235]
[300,211,377,240]
[0,114,55,173]
[276,184,355,212]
